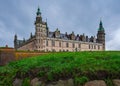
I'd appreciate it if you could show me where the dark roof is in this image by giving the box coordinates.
[48,32,70,40]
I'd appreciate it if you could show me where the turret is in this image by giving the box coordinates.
[55,28,60,38]
[14,34,17,50]
[30,32,33,38]
[97,20,105,50]
[35,7,42,24]
[70,31,75,40]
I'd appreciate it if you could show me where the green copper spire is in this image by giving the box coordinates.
[46,18,48,30]
[98,20,104,31]
[36,7,41,16]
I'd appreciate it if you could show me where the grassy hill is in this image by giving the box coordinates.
[0,51,120,85]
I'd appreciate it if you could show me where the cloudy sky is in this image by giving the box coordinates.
[0,0,120,50]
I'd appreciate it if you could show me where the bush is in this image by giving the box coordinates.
[22,78,30,86]
[74,76,89,85]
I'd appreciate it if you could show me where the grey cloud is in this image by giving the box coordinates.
[106,28,120,50]
[0,0,120,50]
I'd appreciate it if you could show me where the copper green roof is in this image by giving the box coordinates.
[36,7,41,16]
[98,20,104,31]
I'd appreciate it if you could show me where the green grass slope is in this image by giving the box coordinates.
[0,51,120,85]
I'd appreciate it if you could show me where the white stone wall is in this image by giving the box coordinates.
[18,37,103,52]
[44,38,103,52]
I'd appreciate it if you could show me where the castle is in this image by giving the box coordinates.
[14,7,105,52]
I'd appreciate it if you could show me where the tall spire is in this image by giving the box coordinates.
[46,18,48,28]
[14,34,17,40]
[36,7,41,16]
[46,18,48,25]
[35,7,42,24]
[98,20,104,31]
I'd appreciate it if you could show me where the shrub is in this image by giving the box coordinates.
[74,76,89,85]
[22,78,30,86]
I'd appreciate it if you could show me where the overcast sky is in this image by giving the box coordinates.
[0,0,120,50]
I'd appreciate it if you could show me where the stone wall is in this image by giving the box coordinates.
[13,78,120,86]
[18,41,35,51]
[0,47,48,66]
[0,48,15,66]
[17,36,104,52]
[45,38,103,52]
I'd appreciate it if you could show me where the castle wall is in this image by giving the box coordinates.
[44,38,103,52]
[18,41,35,51]
[17,37,103,52]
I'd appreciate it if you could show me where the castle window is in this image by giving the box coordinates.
[79,44,81,48]
[59,49,61,52]
[46,40,48,46]
[92,45,93,49]
[73,43,75,48]
[89,45,91,49]
[66,42,69,47]
[67,50,69,52]
[59,42,61,47]
[94,45,96,49]
[98,45,100,50]
[52,49,55,52]
[52,40,55,47]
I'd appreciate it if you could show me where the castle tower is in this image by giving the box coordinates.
[14,34,17,50]
[97,20,105,50]
[35,7,47,51]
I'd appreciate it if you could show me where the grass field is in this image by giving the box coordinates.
[0,51,120,85]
